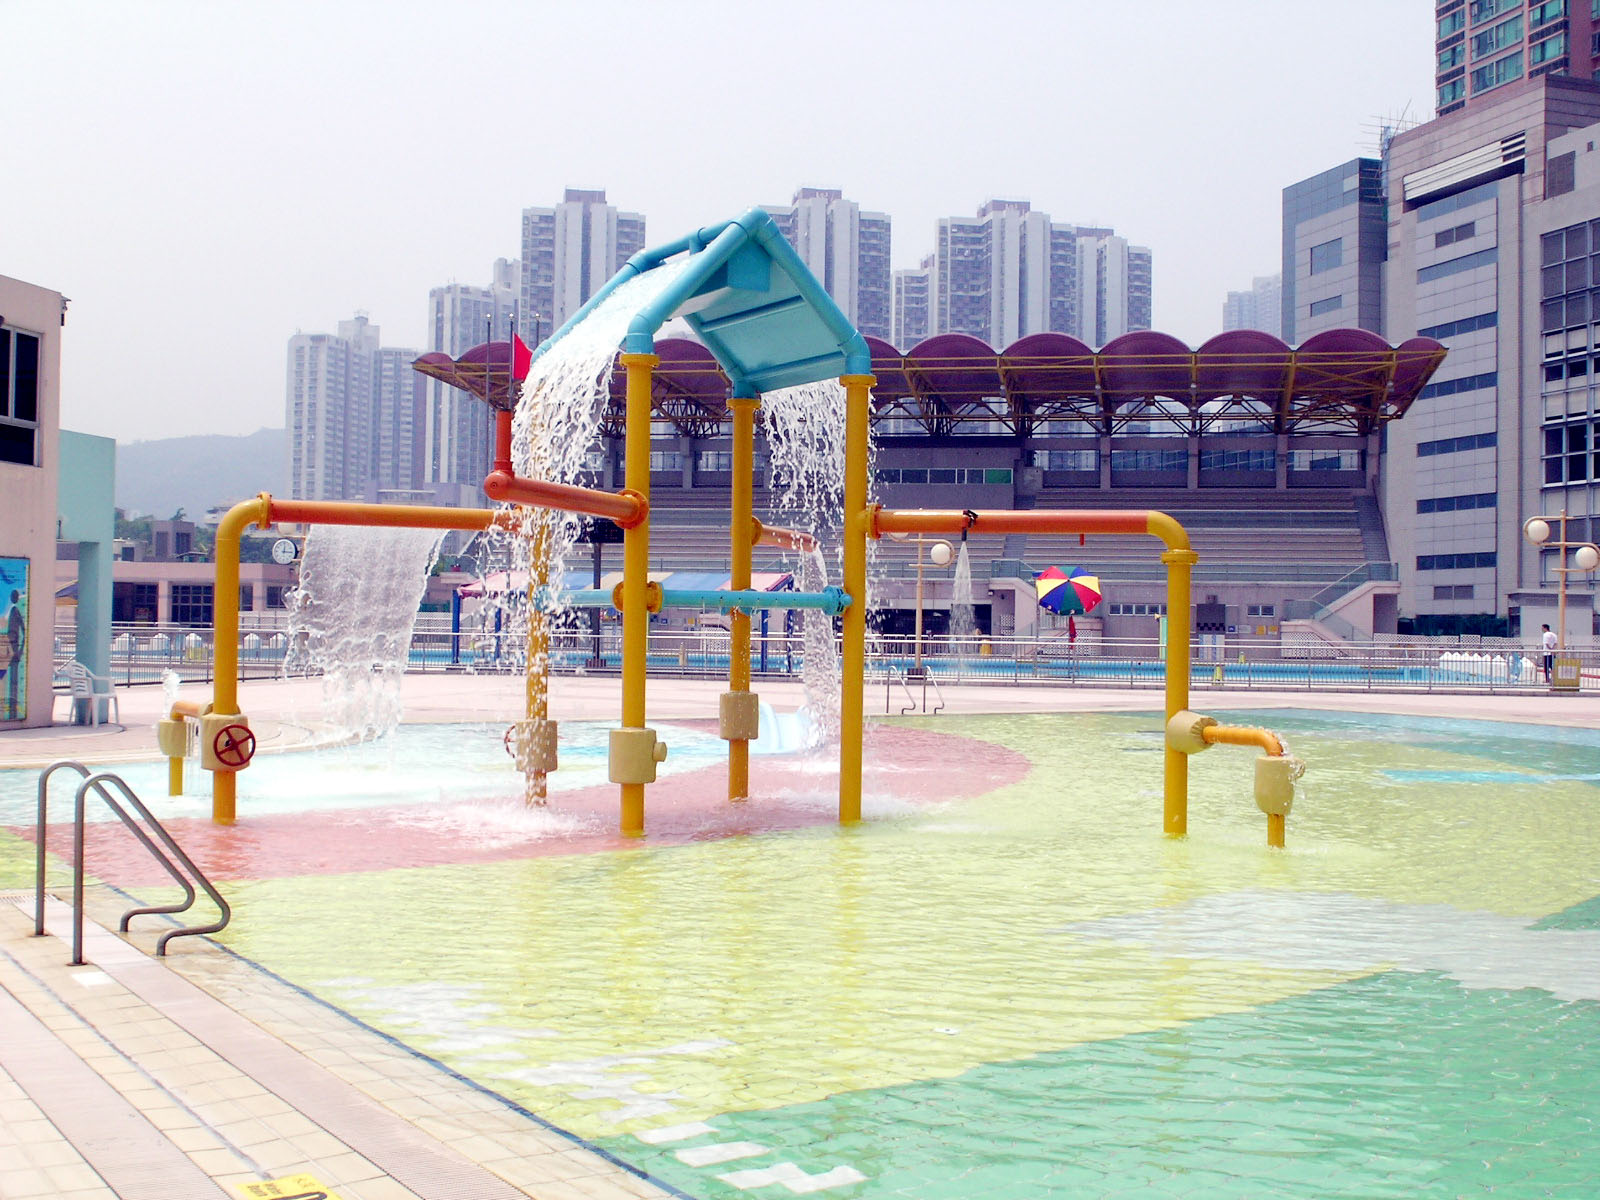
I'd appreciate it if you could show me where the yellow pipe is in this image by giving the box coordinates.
[1201,724,1285,756]
[728,395,758,802]
[208,493,509,825]
[839,373,875,825]
[168,755,185,797]
[525,515,550,805]
[1267,813,1286,848]
[1161,543,1197,837]
[619,353,658,836]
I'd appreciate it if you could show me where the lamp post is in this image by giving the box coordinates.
[888,532,953,676]
[1522,509,1600,650]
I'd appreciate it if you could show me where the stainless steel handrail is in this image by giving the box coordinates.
[34,760,230,964]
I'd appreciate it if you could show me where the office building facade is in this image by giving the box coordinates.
[1384,73,1600,635]
[1436,0,1595,117]
[766,188,892,341]
[1282,159,1387,342]
[519,189,645,344]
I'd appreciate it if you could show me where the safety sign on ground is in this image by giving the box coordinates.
[233,1176,342,1199]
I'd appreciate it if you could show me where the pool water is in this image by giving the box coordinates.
[6,708,1600,1197]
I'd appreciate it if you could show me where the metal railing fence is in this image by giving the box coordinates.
[56,620,1600,697]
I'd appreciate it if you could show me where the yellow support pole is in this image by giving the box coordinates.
[210,494,271,824]
[524,515,550,805]
[728,395,759,802]
[1160,543,1197,837]
[839,373,875,825]
[168,756,185,797]
[618,352,658,836]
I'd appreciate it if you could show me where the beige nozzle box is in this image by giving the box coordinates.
[1165,710,1218,755]
[156,717,189,759]
[609,727,668,785]
[199,712,252,772]
[510,719,559,773]
[718,691,762,742]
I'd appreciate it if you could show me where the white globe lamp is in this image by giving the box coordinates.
[1524,518,1551,545]
[1577,544,1599,572]
[929,540,954,567]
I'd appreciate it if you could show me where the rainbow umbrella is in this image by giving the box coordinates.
[1035,566,1103,615]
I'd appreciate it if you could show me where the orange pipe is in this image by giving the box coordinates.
[494,409,514,475]
[169,700,206,720]
[1202,725,1285,756]
[482,471,647,528]
[266,498,510,532]
[752,519,818,553]
[874,507,1162,542]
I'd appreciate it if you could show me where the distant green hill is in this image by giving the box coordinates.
[115,428,286,519]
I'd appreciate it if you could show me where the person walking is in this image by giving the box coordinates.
[1542,623,1558,684]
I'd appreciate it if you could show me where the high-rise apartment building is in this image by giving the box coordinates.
[287,316,424,502]
[1282,159,1386,342]
[921,201,1150,346]
[1436,0,1595,117]
[1079,233,1154,345]
[1384,72,1600,635]
[892,258,932,349]
[1222,274,1284,337]
[766,188,892,341]
[519,189,645,343]
[425,258,518,491]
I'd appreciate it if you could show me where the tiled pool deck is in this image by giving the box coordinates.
[1,675,1596,1198]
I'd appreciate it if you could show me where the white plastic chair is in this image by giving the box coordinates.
[63,660,120,726]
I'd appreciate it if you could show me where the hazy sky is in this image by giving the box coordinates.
[4,0,1434,445]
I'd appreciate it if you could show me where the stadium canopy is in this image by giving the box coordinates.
[600,328,1446,439]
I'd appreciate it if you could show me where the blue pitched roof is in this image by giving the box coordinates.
[535,209,870,397]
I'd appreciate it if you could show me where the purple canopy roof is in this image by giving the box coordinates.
[421,329,1446,438]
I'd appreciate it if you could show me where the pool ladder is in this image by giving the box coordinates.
[887,667,946,715]
[33,760,231,966]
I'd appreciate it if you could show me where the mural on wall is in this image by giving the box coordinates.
[0,557,28,721]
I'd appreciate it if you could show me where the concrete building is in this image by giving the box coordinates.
[1436,0,1595,117]
[0,275,67,727]
[892,259,932,349]
[424,260,516,491]
[519,189,645,342]
[1282,159,1387,342]
[922,201,1151,346]
[1222,274,1284,337]
[765,188,892,341]
[287,316,427,504]
[1384,72,1600,637]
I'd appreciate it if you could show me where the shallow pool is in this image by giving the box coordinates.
[7,708,1600,1197]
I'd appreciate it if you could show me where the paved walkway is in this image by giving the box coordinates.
[1,673,1596,1197]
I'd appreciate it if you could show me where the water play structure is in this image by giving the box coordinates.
[198,209,1316,843]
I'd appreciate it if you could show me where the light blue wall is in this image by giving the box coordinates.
[58,431,115,679]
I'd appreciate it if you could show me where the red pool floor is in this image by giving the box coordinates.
[22,724,1031,887]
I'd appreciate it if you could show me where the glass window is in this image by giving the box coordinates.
[1438,78,1466,108]
[1470,0,1516,22]
[1544,230,1567,266]
[0,327,40,467]
[1439,42,1466,71]
[1309,296,1344,317]
[1532,31,1567,64]
[1440,8,1466,36]
[1308,238,1343,274]
[170,584,214,627]
[1471,14,1523,59]
[1531,0,1567,26]
[1470,50,1523,93]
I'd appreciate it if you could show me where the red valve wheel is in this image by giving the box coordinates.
[213,723,256,769]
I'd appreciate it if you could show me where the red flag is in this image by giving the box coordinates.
[511,333,533,382]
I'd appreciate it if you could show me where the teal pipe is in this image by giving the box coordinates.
[623,215,760,356]
[563,586,851,615]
